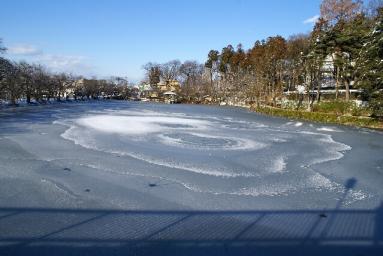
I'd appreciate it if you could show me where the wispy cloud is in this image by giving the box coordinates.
[303,15,320,24]
[7,45,43,56]
[40,54,86,70]
[38,54,96,76]
[7,44,95,76]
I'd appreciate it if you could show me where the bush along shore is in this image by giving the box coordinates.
[251,103,383,130]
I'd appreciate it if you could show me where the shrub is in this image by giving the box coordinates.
[313,101,354,115]
[369,92,383,118]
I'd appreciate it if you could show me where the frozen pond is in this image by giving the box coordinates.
[0,101,383,255]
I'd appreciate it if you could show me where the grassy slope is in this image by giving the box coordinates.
[251,105,383,130]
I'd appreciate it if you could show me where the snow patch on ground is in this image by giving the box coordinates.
[317,127,342,132]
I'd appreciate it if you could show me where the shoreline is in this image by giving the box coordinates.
[249,105,383,131]
[1,99,383,130]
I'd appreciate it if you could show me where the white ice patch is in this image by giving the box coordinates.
[345,190,369,205]
[269,156,287,173]
[306,172,371,205]
[298,131,352,166]
[41,178,77,199]
[76,115,210,135]
[317,127,342,132]
[230,183,296,197]
[178,183,296,197]
[307,173,338,191]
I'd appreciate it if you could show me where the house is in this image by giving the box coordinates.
[138,80,181,102]
[163,91,178,104]
[130,85,140,100]
[283,54,362,101]
[165,80,181,93]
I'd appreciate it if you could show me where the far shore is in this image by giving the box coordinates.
[1,98,382,131]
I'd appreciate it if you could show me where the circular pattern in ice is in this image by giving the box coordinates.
[74,114,264,151]
[56,108,368,204]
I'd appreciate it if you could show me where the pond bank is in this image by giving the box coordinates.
[250,105,383,130]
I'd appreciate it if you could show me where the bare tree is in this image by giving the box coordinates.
[365,0,383,16]
[2,61,23,105]
[160,60,181,83]
[179,60,204,100]
[143,62,161,86]
[320,0,363,24]
[17,61,34,103]
[31,64,50,102]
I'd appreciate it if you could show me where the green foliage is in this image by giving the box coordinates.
[312,100,354,115]
[253,105,382,129]
[369,92,383,117]
[205,50,219,69]
[356,8,383,92]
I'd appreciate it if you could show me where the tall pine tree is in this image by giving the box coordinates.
[357,8,383,91]
[356,8,383,116]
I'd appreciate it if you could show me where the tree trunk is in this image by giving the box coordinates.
[335,67,340,100]
[296,94,303,110]
[316,80,322,103]
[11,97,17,105]
[345,79,350,101]
[210,69,214,98]
[307,76,314,112]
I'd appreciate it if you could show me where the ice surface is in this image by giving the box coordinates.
[1,102,382,209]
[1,101,383,255]
[54,107,369,205]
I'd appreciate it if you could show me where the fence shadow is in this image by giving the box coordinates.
[0,204,382,256]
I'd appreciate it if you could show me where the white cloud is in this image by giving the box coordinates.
[303,15,320,24]
[7,43,95,76]
[38,54,95,75]
[8,45,43,56]
[41,54,85,69]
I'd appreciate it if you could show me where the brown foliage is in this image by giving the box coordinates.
[320,0,363,24]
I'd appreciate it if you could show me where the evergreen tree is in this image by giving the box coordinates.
[323,14,369,100]
[357,8,383,91]
[356,8,383,116]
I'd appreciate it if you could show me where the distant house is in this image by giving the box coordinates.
[138,83,152,99]
[75,78,98,89]
[163,91,178,104]
[155,80,180,93]
[130,85,140,99]
[138,80,181,102]
[63,84,75,99]
[283,53,362,101]
[165,80,181,93]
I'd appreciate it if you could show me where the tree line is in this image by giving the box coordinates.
[202,0,383,113]
[143,0,382,115]
[0,42,132,105]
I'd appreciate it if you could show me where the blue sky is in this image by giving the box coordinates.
[1,0,322,82]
